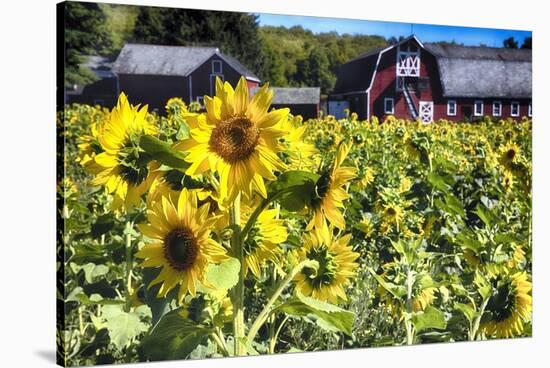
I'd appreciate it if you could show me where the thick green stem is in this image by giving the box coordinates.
[246,260,318,346]
[124,221,134,312]
[470,296,490,341]
[405,266,414,345]
[211,330,230,357]
[230,194,246,356]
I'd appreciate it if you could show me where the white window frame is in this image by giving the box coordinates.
[447,100,457,116]
[474,100,484,116]
[384,97,395,114]
[492,101,502,117]
[528,102,532,117]
[511,101,520,117]
[212,60,222,74]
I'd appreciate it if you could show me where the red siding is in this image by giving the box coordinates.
[366,39,531,122]
[246,80,260,89]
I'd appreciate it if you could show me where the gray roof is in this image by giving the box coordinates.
[112,43,259,81]
[82,55,116,78]
[425,43,532,98]
[250,87,320,104]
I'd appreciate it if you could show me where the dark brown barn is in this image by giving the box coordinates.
[250,87,320,119]
[329,35,532,122]
[111,43,260,111]
[65,56,118,107]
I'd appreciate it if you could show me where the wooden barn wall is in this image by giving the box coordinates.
[189,55,259,103]
[118,74,188,112]
[446,98,531,121]
[66,77,118,107]
[272,103,319,120]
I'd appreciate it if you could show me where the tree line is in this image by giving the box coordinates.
[63,2,531,95]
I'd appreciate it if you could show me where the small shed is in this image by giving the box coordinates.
[112,43,260,111]
[250,87,320,119]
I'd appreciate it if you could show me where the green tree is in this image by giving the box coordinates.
[132,8,265,79]
[503,37,518,49]
[63,2,112,87]
[521,36,532,49]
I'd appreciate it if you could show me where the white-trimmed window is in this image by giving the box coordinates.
[474,100,484,116]
[528,102,532,117]
[447,100,457,116]
[492,101,502,117]
[511,101,520,117]
[212,60,222,74]
[384,97,394,114]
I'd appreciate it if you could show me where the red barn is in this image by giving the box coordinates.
[329,35,532,122]
[112,44,260,112]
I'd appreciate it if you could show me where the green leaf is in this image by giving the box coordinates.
[203,257,240,293]
[454,302,476,323]
[81,263,109,284]
[427,172,451,193]
[142,268,175,326]
[102,305,150,351]
[411,306,447,332]
[139,135,189,169]
[91,214,115,238]
[140,308,212,361]
[268,171,319,212]
[275,292,355,335]
[368,268,407,298]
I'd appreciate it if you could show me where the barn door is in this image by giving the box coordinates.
[419,101,434,123]
[328,100,349,119]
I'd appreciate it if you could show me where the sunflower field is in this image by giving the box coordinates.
[57,77,532,366]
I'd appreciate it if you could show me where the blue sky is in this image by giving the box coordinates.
[258,14,532,47]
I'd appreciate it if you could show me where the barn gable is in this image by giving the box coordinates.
[332,35,425,95]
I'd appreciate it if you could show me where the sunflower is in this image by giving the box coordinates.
[306,142,357,242]
[380,203,404,234]
[482,272,532,338]
[136,189,228,302]
[280,115,318,170]
[165,97,188,118]
[76,121,104,174]
[412,287,437,312]
[178,77,289,203]
[498,141,521,170]
[357,167,375,190]
[90,93,158,212]
[242,207,287,277]
[502,170,515,191]
[294,232,359,304]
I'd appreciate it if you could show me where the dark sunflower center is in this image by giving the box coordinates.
[163,228,199,271]
[209,116,259,163]
[303,246,338,288]
[506,149,517,160]
[486,280,515,322]
[385,207,397,217]
[315,172,332,201]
